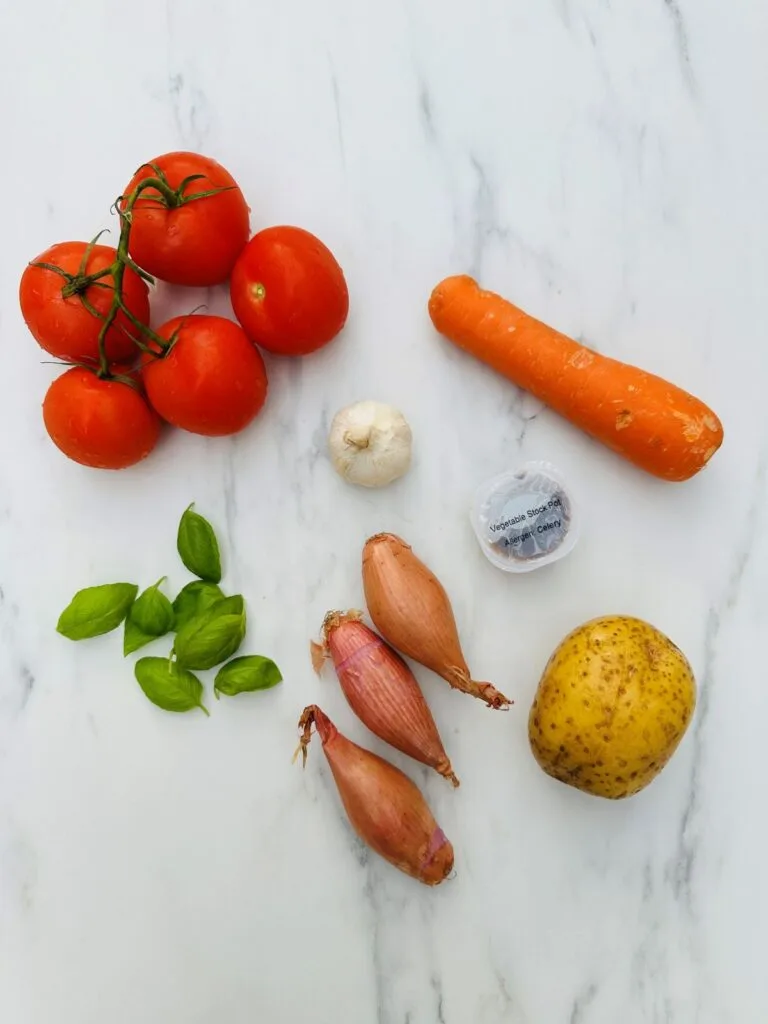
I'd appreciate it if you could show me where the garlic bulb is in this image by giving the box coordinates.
[329,401,412,488]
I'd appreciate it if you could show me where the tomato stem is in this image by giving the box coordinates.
[60,266,113,299]
[91,180,158,372]
[76,230,109,276]
[29,258,113,300]
[131,164,180,208]
[115,296,166,354]
[43,170,234,377]
[123,256,155,284]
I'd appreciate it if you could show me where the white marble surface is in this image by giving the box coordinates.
[1,2,767,1021]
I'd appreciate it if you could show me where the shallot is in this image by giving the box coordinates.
[312,610,459,786]
[296,705,454,886]
[362,533,511,709]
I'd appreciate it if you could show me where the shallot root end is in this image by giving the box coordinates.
[322,608,364,634]
[419,827,455,885]
[366,532,409,547]
[313,611,366,673]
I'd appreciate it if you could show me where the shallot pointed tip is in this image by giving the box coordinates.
[447,668,512,709]
[295,705,319,767]
[435,756,460,787]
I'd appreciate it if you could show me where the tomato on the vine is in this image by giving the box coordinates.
[230,226,349,356]
[122,152,250,287]
[20,242,150,364]
[43,368,160,469]
[140,315,268,436]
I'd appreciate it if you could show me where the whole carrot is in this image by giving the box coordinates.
[428,275,723,482]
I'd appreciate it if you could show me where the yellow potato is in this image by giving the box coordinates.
[528,615,696,799]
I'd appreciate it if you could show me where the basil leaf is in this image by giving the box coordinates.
[123,579,175,656]
[123,618,157,656]
[172,581,224,632]
[130,578,175,635]
[177,504,222,583]
[135,657,209,715]
[214,655,282,699]
[173,595,246,670]
[57,583,138,641]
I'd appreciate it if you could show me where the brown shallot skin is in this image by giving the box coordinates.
[315,611,459,786]
[297,705,454,886]
[363,533,511,709]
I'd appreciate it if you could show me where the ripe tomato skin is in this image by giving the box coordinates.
[123,153,250,286]
[43,368,160,470]
[229,226,349,356]
[20,242,150,364]
[140,315,268,436]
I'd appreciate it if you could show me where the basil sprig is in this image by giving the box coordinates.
[56,505,281,716]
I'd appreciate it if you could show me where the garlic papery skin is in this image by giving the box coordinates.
[329,401,412,488]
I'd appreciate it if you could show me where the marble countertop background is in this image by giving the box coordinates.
[1,2,766,1022]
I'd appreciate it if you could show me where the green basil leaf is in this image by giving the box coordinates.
[123,579,175,656]
[57,583,138,641]
[173,595,246,670]
[214,655,282,698]
[135,657,209,715]
[177,504,222,583]
[130,578,175,635]
[123,618,157,656]
[172,581,224,631]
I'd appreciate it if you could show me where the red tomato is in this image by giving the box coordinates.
[140,315,268,436]
[229,226,349,356]
[123,152,250,286]
[20,242,150,364]
[43,368,160,470]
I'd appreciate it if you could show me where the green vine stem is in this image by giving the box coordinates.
[94,178,171,375]
[31,229,113,301]
[35,168,237,380]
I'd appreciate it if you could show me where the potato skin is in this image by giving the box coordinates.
[528,616,696,799]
